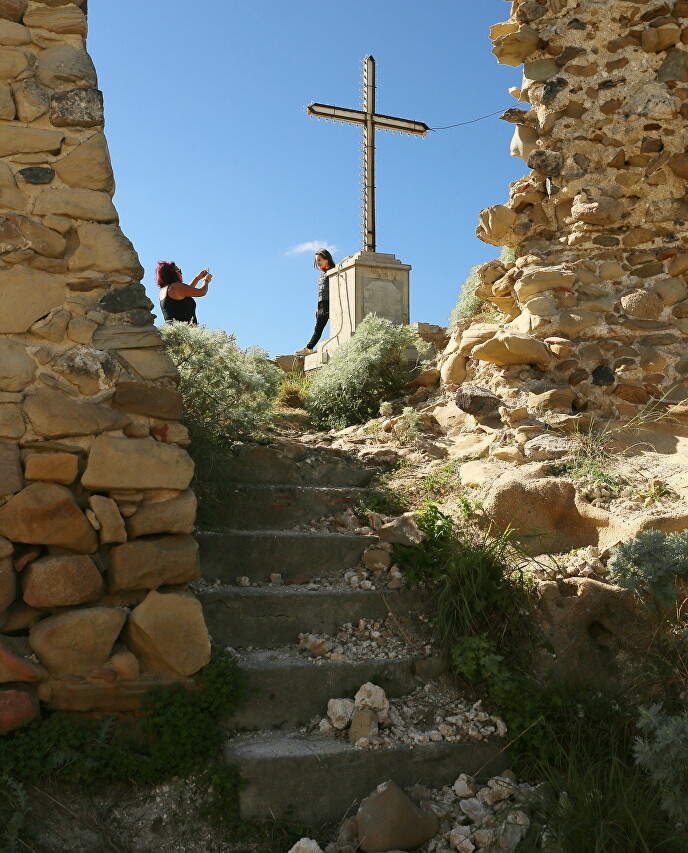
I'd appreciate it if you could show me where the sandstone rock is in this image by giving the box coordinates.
[570,195,624,225]
[0,635,45,682]
[0,126,63,156]
[492,25,539,66]
[22,554,103,608]
[67,316,97,344]
[0,441,22,494]
[108,535,200,591]
[327,697,355,729]
[33,187,117,222]
[510,124,538,161]
[459,460,496,488]
[523,435,574,461]
[0,482,98,552]
[7,214,67,257]
[0,1,27,22]
[642,23,680,52]
[515,266,576,301]
[456,384,502,417]
[53,347,120,395]
[92,325,162,350]
[0,267,65,332]
[117,348,179,381]
[448,433,496,460]
[483,475,612,554]
[378,513,425,546]
[527,387,576,412]
[125,590,210,676]
[476,204,517,247]
[0,404,24,439]
[0,555,15,613]
[109,649,139,680]
[82,435,194,491]
[53,133,114,193]
[88,495,126,544]
[440,352,467,386]
[0,602,43,633]
[613,384,650,404]
[125,490,197,539]
[24,387,129,438]
[112,382,182,421]
[23,4,87,35]
[558,309,600,336]
[0,81,13,118]
[23,451,79,485]
[534,578,653,685]
[0,20,28,45]
[657,46,688,82]
[0,337,34,391]
[29,607,125,676]
[354,681,390,723]
[0,687,38,732]
[672,299,688,318]
[349,708,378,743]
[37,45,96,89]
[471,331,551,366]
[357,780,439,853]
[523,58,560,84]
[652,277,687,305]
[12,79,49,122]
[361,548,392,570]
[50,87,103,127]
[621,290,664,319]
[457,323,499,356]
[0,45,27,79]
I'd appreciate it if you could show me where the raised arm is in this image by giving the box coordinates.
[167,271,213,299]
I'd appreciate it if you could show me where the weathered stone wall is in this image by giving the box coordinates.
[0,0,209,729]
[464,0,688,420]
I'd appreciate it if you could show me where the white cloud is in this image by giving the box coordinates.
[284,240,336,257]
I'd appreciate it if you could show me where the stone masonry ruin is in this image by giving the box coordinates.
[0,0,211,730]
[463,0,688,422]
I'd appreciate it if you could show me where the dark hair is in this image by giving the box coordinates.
[314,248,335,270]
[156,261,182,287]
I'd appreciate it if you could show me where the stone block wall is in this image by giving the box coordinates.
[467,0,688,420]
[0,0,210,729]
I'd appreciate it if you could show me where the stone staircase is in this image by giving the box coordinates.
[195,441,507,825]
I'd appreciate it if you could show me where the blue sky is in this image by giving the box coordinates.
[88,0,525,356]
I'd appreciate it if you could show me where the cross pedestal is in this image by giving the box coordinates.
[303,251,410,371]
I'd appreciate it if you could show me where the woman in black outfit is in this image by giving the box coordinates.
[295,249,335,355]
[156,261,212,324]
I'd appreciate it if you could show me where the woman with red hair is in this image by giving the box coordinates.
[156,261,212,325]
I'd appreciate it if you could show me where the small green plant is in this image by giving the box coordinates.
[451,634,514,695]
[456,493,482,519]
[392,406,424,445]
[306,314,422,429]
[160,322,282,447]
[379,401,393,417]
[634,703,688,824]
[448,247,516,329]
[0,774,27,853]
[607,530,688,611]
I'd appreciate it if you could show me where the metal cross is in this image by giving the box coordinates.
[308,55,428,253]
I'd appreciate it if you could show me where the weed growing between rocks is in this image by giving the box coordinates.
[448,248,517,329]
[276,371,313,410]
[0,649,245,847]
[160,322,282,447]
[306,314,422,430]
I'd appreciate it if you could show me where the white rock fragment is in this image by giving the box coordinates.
[327,697,355,730]
[354,681,390,723]
[287,840,323,853]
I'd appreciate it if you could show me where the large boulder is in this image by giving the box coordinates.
[33,187,117,222]
[29,607,125,675]
[82,435,194,491]
[533,578,653,685]
[37,45,96,89]
[125,590,210,676]
[23,4,87,34]
[112,382,183,420]
[482,474,611,553]
[24,387,129,439]
[53,132,114,192]
[69,222,143,276]
[471,331,551,366]
[0,482,98,553]
[357,780,439,853]
[107,535,200,591]
[476,204,518,247]
[22,554,103,608]
[0,267,65,333]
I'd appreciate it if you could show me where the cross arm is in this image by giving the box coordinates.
[307,102,429,136]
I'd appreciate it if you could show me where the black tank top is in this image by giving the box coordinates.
[160,290,197,324]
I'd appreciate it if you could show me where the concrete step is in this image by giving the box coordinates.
[195,483,373,530]
[230,649,441,730]
[197,442,375,487]
[198,530,379,583]
[200,586,430,649]
[225,732,509,823]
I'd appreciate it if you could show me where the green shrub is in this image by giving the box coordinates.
[0,648,245,836]
[607,530,688,610]
[306,314,421,430]
[160,322,282,447]
[448,247,517,329]
[392,406,424,445]
[276,372,312,409]
[634,703,688,824]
